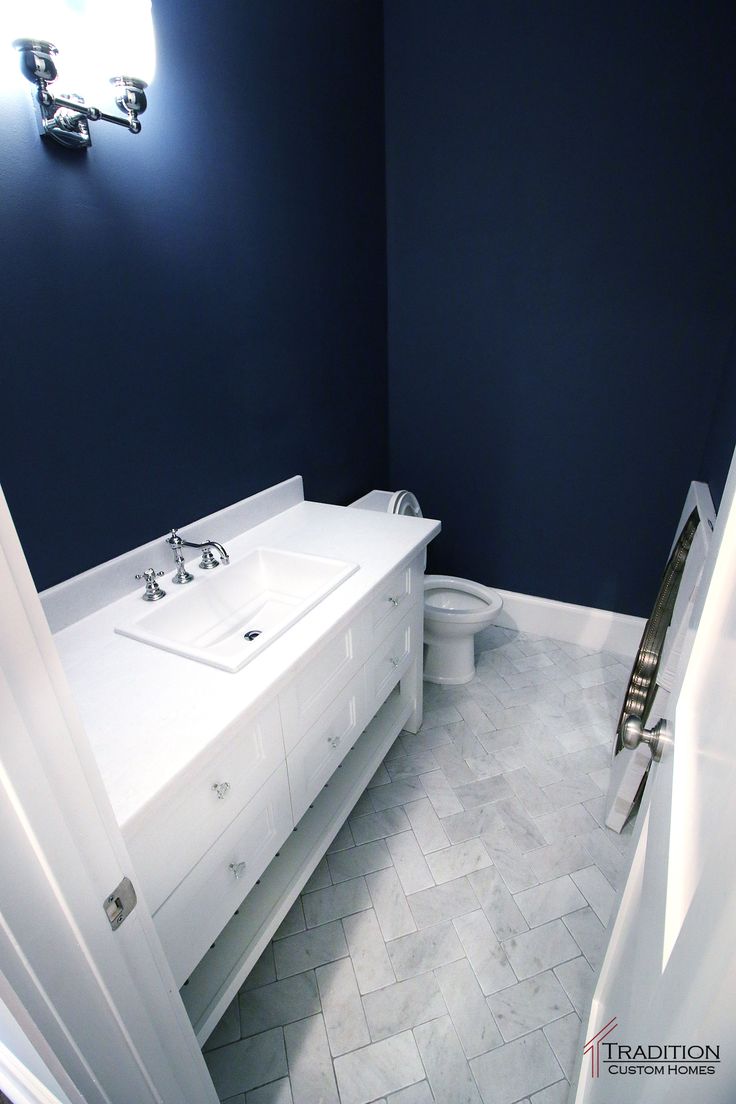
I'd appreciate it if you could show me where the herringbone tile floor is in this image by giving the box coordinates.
[204,627,635,1104]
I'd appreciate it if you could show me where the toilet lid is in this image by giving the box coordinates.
[388,490,423,517]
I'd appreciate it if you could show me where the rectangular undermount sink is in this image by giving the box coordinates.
[115,547,359,672]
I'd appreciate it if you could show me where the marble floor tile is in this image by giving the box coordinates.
[421,702,464,730]
[273,920,348,980]
[206,1028,288,1099]
[328,840,393,884]
[385,749,440,782]
[571,865,616,925]
[273,898,306,941]
[407,877,479,929]
[434,958,503,1058]
[554,955,595,1017]
[486,845,539,894]
[400,728,453,757]
[503,767,554,817]
[443,803,506,845]
[387,920,465,981]
[342,909,396,993]
[487,970,573,1041]
[302,877,372,928]
[284,1015,339,1104]
[315,959,371,1057]
[470,1029,564,1104]
[527,839,593,884]
[370,777,428,811]
[468,866,528,941]
[362,972,447,1041]
[366,867,417,941]
[242,945,276,992]
[502,920,580,981]
[454,695,496,735]
[452,910,516,995]
[303,856,332,894]
[386,831,435,895]
[530,1081,570,1104]
[203,997,240,1052]
[561,907,607,971]
[430,744,478,787]
[454,774,513,811]
[542,775,602,810]
[491,798,547,852]
[413,1015,482,1104]
[425,839,491,884]
[349,806,412,846]
[333,1031,425,1104]
[544,1012,581,1080]
[535,804,599,845]
[328,823,356,854]
[246,1078,293,1103]
[239,972,320,1038]
[513,875,587,928]
[386,1082,434,1104]
[577,829,626,890]
[420,770,465,817]
[403,798,450,854]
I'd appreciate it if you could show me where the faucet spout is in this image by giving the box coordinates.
[166,529,230,582]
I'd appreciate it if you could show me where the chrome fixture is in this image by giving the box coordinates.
[620,715,671,762]
[134,567,166,601]
[166,529,230,584]
[8,1,155,150]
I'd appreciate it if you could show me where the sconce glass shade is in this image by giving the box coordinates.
[4,0,155,95]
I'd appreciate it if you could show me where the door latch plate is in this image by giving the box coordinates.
[104,876,137,930]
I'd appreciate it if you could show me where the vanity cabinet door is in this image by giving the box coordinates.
[279,611,371,755]
[365,611,415,714]
[125,698,284,913]
[287,670,367,824]
[369,561,418,636]
[154,762,292,988]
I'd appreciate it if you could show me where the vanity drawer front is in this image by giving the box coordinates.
[155,762,292,987]
[370,561,418,636]
[366,614,414,713]
[126,698,284,913]
[280,612,371,755]
[287,671,367,824]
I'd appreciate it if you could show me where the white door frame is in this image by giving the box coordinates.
[0,485,218,1104]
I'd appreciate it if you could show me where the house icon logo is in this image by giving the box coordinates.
[584,1017,618,1078]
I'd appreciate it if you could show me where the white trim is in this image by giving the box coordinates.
[493,588,645,658]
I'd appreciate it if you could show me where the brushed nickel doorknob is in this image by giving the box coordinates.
[620,715,670,762]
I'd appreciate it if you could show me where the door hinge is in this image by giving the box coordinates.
[104,876,137,931]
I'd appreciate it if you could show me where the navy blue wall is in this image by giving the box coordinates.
[385,1,736,616]
[699,325,736,508]
[0,1,387,591]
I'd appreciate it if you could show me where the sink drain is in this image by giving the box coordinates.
[243,630,262,642]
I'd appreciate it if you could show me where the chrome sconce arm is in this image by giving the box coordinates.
[13,39,148,150]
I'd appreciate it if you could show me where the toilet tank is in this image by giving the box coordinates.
[347,490,395,512]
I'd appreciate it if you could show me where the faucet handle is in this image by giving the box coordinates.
[135,568,166,601]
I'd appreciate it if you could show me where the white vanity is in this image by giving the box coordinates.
[43,477,439,1046]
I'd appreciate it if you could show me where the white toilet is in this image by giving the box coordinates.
[348,489,503,685]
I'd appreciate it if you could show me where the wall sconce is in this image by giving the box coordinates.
[7,0,155,150]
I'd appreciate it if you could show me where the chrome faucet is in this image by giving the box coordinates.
[166,529,230,584]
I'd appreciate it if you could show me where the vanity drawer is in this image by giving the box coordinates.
[155,762,292,987]
[126,698,284,913]
[279,612,371,755]
[366,614,414,713]
[287,671,367,824]
[370,561,418,637]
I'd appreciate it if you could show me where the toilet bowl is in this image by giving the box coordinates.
[424,575,503,685]
[347,490,503,685]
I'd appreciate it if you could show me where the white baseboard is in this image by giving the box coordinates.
[494,588,644,660]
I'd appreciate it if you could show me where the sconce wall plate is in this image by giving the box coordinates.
[14,38,149,150]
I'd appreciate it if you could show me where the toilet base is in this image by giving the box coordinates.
[423,635,476,685]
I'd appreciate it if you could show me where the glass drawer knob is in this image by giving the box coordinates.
[388,595,399,607]
[390,656,400,668]
[328,734,342,749]
[229,861,247,880]
[213,782,231,800]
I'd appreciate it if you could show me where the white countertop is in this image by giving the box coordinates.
[52,496,439,830]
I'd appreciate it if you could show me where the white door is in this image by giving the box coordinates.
[0,486,218,1104]
[573,449,736,1103]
